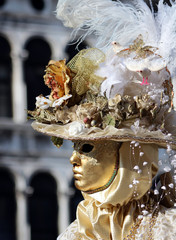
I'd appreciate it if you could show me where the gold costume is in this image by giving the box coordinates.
[76,142,158,240]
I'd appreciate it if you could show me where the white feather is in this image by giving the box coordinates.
[56,0,176,95]
[97,58,130,98]
[97,54,168,99]
[56,0,176,64]
[56,0,158,49]
[156,1,176,75]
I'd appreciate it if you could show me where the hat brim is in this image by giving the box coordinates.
[32,120,176,150]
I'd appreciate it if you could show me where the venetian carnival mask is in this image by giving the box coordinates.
[70,141,121,192]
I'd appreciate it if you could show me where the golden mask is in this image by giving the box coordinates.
[70,140,121,192]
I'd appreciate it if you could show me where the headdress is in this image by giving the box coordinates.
[29,0,176,149]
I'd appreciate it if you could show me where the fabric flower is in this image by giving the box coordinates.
[68,122,86,136]
[52,94,72,107]
[35,96,52,109]
[44,59,71,100]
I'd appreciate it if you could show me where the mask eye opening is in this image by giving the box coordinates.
[81,144,94,153]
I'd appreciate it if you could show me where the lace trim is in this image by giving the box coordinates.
[57,220,83,240]
[135,207,176,240]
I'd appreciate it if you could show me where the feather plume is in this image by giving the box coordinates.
[56,0,176,61]
[156,1,176,73]
[56,0,158,49]
[56,0,176,90]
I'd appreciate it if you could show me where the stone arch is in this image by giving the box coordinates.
[65,40,88,62]
[23,36,51,110]
[27,171,58,240]
[0,167,17,240]
[29,0,45,11]
[0,34,12,117]
[0,0,6,8]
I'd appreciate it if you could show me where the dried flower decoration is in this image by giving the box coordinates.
[116,35,158,59]
[44,59,71,100]
[35,95,52,109]
[28,40,176,151]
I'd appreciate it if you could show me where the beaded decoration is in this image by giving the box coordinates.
[123,201,159,240]
[123,214,158,240]
[123,219,142,240]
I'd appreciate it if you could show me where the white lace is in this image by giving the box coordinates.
[57,220,83,240]
[135,207,176,240]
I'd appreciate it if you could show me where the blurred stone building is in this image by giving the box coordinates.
[0,1,176,240]
[0,0,92,239]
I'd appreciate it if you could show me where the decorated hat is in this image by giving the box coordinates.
[29,0,176,149]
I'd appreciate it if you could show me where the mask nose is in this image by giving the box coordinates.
[70,151,81,166]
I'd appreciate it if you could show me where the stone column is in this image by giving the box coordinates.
[16,175,31,240]
[11,47,27,123]
[58,188,71,234]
